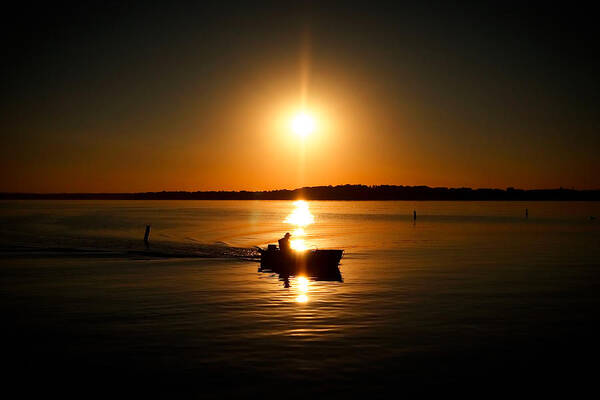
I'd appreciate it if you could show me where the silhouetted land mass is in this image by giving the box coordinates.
[2,185,599,200]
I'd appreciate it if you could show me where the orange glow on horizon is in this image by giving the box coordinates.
[2,8,597,193]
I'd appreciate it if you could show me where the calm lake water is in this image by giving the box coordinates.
[1,200,599,395]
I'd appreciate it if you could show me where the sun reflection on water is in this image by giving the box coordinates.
[295,276,309,303]
[295,294,308,303]
[284,200,314,227]
[293,227,305,236]
[290,239,307,251]
[285,201,314,252]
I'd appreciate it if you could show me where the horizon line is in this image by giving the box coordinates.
[0,184,600,196]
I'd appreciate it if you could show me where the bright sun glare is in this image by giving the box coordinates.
[291,112,315,137]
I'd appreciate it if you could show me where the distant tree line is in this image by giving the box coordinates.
[1,185,599,200]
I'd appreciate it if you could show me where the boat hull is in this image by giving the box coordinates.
[259,249,343,279]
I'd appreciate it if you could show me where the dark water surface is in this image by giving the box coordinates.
[1,201,599,396]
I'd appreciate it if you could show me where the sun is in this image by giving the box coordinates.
[291,112,315,137]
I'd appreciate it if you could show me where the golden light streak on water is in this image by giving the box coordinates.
[295,294,308,303]
[284,200,314,227]
[295,276,309,303]
[293,228,305,236]
[290,238,307,251]
[297,276,309,292]
[285,201,314,252]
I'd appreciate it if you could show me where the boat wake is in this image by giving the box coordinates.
[0,235,261,261]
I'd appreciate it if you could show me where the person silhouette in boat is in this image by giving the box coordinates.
[278,232,292,253]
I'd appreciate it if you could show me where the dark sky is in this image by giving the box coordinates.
[2,1,599,192]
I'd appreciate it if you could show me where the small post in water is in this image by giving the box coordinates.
[413,210,416,221]
[525,208,528,219]
[144,224,151,245]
